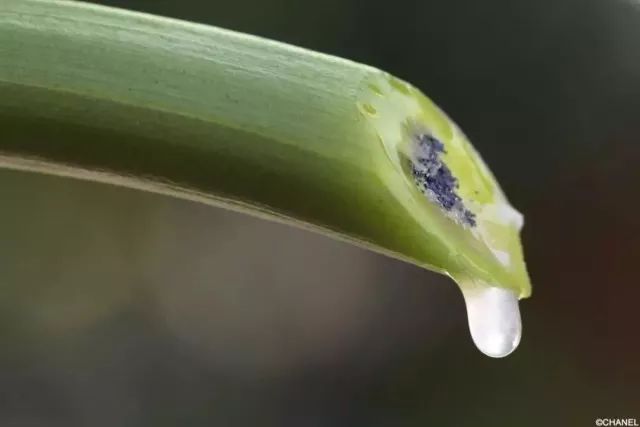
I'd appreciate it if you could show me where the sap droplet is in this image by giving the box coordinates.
[461,286,521,358]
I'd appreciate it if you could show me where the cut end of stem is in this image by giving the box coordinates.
[360,73,532,298]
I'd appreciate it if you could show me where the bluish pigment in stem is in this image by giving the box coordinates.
[410,133,477,227]
[461,286,522,358]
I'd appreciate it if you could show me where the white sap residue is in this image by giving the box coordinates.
[461,286,521,358]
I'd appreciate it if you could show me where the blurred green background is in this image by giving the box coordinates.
[1,0,639,425]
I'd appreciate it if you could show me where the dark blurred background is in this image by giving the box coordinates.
[1,0,639,425]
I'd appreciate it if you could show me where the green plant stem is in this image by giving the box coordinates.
[0,0,531,298]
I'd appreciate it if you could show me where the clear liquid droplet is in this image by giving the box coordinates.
[461,286,521,358]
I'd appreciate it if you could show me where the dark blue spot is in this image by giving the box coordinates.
[411,133,476,227]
